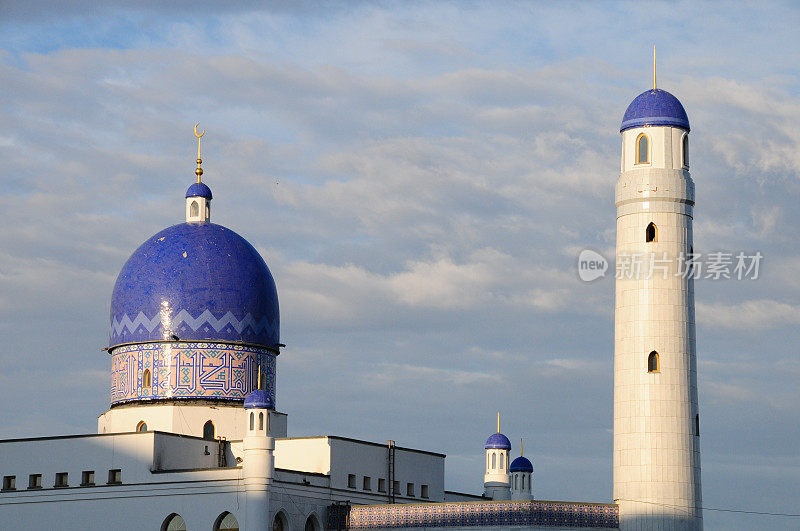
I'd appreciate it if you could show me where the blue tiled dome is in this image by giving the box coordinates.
[186,182,213,199]
[620,88,690,132]
[509,456,533,473]
[244,389,274,409]
[109,222,279,349]
[485,433,512,450]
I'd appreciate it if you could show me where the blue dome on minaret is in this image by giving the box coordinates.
[109,222,279,349]
[485,432,511,450]
[509,456,533,472]
[186,181,213,199]
[244,389,274,410]
[620,88,690,132]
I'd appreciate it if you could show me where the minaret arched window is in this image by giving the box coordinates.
[636,133,649,164]
[162,513,186,531]
[214,511,239,531]
[647,351,659,373]
[190,200,199,217]
[492,453,496,469]
[646,222,657,243]
[259,412,264,430]
[249,412,254,430]
[695,414,700,436]
[682,133,689,168]
[142,369,151,389]
[203,420,215,440]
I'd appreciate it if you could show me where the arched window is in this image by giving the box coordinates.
[259,412,264,430]
[215,511,239,531]
[190,200,199,217]
[514,474,518,489]
[682,134,689,168]
[205,204,210,218]
[136,421,147,432]
[648,351,659,373]
[249,412,254,430]
[142,369,151,389]
[305,515,318,531]
[695,414,700,436]
[499,453,504,469]
[491,453,496,469]
[487,454,490,469]
[162,514,186,531]
[273,512,288,531]
[203,420,215,440]
[636,134,649,164]
[521,475,525,489]
[646,222,657,243]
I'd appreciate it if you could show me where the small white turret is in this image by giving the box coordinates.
[242,388,275,531]
[509,439,533,501]
[483,413,511,500]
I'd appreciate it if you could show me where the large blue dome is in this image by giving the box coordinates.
[109,222,279,349]
[620,88,689,132]
[485,433,511,450]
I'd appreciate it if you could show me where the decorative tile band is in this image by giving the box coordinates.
[109,309,279,348]
[327,500,619,529]
[110,342,276,405]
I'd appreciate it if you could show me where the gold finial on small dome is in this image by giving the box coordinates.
[653,45,657,90]
[194,123,205,183]
[496,412,500,433]
[520,438,524,457]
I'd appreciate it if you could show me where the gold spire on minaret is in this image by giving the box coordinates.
[496,412,500,433]
[520,438,524,456]
[653,45,657,90]
[194,123,205,183]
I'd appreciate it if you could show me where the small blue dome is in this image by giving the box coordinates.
[244,389,274,409]
[109,222,279,349]
[509,456,533,473]
[186,182,213,199]
[620,88,690,132]
[485,433,511,450]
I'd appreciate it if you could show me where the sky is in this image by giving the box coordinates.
[1,1,799,528]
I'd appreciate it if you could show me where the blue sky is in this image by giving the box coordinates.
[1,2,799,528]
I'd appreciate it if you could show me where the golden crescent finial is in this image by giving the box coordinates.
[194,123,205,183]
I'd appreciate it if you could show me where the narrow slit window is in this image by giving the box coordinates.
[203,420,215,440]
[249,412,254,430]
[646,222,657,243]
[491,453,496,469]
[682,134,689,168]
[636,134,649,164]
[695,414,700,436]
[142,369,151,388]
[648,351,659,373]
[259,412,264,430]
[499,453,504,469]
[190,200,199,217]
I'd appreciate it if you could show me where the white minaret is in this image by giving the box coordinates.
[614,51,702,530]
[242,388,275,531]
[483,413,511,500]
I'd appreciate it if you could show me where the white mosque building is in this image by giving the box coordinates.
[0,74,701,530]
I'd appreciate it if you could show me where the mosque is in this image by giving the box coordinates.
[0,69,701,530]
